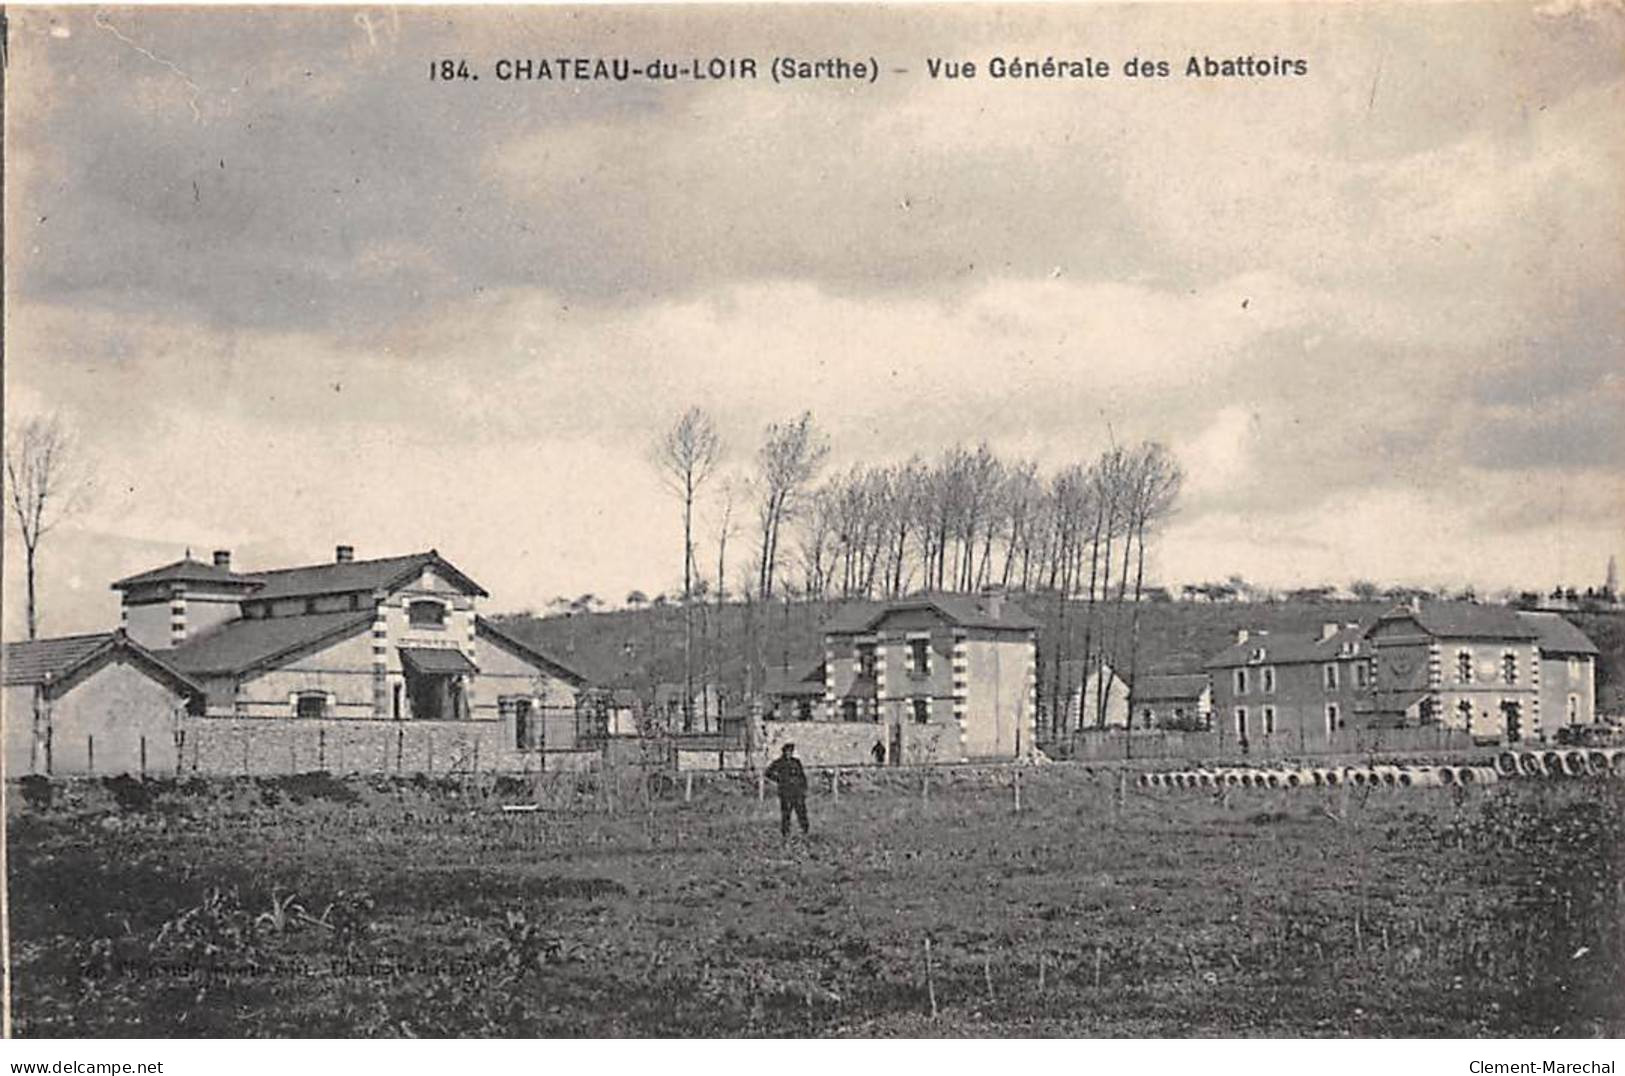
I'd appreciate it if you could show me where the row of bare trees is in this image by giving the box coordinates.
[651,407,1186,736]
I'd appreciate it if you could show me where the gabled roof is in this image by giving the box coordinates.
[763,660,826,697]
[475,617,587,685]
[111,557,261,592]
[166,611,374,677]
[245,550,488,602]
[1206,623,1372,669]
[1375,601,1536,641]
[3,631,202,698]
[1517,611,1599,656]
[825,592,1039,635]
[4,632,117,684]
[1133,673,1211,703]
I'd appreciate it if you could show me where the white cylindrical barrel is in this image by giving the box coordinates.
[1495,751,1520,778]
[1517,752,1546,778]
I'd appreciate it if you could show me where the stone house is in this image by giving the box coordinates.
[1365,601,1543,742]
[815,590,1039,763]
[1206,621,1376,747]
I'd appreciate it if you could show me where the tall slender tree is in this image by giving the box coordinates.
[5,414,94,639]
[653,407,721,732]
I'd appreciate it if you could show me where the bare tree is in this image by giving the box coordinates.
[5,414,94,639]
[753,411,829,599]
[653,406,722,732]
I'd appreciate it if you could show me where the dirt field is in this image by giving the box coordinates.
[7,767,1622,1037]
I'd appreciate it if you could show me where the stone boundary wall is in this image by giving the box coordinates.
[176,716,596,776]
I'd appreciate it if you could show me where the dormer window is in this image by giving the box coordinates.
[408,599,447,629]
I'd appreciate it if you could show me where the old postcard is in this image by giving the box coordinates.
[2,1,1622,1049]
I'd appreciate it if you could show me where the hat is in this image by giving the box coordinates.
[781,742,796,753]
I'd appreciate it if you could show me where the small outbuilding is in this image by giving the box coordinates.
[3,630,202,776]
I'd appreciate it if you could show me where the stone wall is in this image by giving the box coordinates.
[176,715,594,776]
[757,718,955,768]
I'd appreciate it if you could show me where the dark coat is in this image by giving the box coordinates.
[765,755,808,798]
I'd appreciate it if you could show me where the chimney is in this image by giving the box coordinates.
[336,544,355,563]
[980,585,1005,620]
[212,550,232,570]
[1321,622,1340,641]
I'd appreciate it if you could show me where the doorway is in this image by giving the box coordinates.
[1501,700,1522,744]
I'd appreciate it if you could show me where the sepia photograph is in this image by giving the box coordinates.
[2,0,1623,1048]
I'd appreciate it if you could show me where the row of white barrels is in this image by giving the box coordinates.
[1137,748,1623,791]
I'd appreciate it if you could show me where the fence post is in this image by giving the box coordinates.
[831,768,839,803]
[319,728,327,771]
[140,735,147,778]
[1013,768,1022,812]
[88,734,95,774]
[685,771,694,803]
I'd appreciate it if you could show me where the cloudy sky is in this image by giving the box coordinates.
[4,2,1622,637]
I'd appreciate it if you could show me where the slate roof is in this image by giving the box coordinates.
[1517,611,1599,656]
[825,592,1040,634]
[1134,673,1211,702]
[3,631,201,697]
[245,551,488,601]
[762,660,826,697]
[1206,623,1372,669]
[1378,601,1537,640]
[475,617,588,685]
[5,633,121,685]
[166,612,374,676]
[112,557,259,591]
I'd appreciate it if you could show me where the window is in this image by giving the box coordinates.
[295,692,329,719]
[1234,668,1249,695]
[1569,656,1583,680]
[349,593,363,612]
[304,597,319,615]
[513,698,535,750]
[1354,661,1370,689]
[1457,699,1474,727]
[1142,708,1155,729]
[796,699,813,721]
[1457,651,1473,684]
[857,643,877,679]
[1502,653,1518,686]
[1323,663,1340,691]
[912,698,929,724]
[1262,666,1276,694]
[1325,702,1340,733]
[841,700,859,723]
[1568,694,1580,722]
[910,638,931,676]
[1235,707,1248,737]
[408,600,447,628]
[1263,706,1276,735]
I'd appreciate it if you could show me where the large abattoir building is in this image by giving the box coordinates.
[4,547,587,777]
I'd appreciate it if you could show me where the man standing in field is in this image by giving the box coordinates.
[765,742,810,838]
